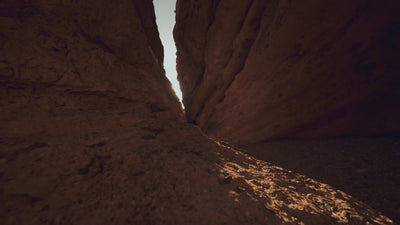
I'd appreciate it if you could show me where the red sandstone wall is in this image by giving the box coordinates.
[174,0,400,144]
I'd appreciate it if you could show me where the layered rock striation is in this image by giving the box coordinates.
[174,0,400,144]
[0,0,396,224]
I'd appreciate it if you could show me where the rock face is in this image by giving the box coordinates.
[174,0,400,144]
[0,0,396,224]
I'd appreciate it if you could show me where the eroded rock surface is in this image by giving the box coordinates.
[174,0,400,144]
[0,0,395,224]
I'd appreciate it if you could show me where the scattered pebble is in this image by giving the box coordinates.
[235,186,246,193]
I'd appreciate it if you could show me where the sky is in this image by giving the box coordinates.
[153,0,182,102]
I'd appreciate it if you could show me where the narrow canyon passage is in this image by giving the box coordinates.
[0,0,399,224]
[174,0,400,223]
[158,2,400,221]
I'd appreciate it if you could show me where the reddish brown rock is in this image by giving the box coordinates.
[0,0,396,224]
[174,0,400,144]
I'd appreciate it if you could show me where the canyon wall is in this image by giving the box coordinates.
[0,0,395,224]
[174,0,400,144]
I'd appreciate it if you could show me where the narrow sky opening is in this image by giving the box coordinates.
[153,0,182,102]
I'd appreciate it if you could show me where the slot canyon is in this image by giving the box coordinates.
[0,0,399,224]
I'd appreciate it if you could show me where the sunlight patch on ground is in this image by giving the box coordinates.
[214,141,393,225]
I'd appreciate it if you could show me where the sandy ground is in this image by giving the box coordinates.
[239,136,400,224]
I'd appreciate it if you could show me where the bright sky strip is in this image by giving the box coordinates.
[153,0,182,102]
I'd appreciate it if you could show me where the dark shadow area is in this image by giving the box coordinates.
[239,136,400,224]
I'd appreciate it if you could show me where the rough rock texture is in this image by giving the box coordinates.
[240,137,400,224]
[174,0,400,144]
[0,0,396,224]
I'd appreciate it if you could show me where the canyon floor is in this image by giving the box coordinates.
[0,79,397,224]
[0,85,396,224]
[239,136,400,224]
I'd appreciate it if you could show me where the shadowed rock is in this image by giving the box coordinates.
[174,0,400,144]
